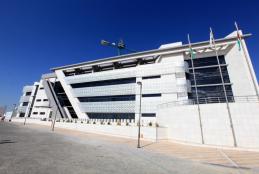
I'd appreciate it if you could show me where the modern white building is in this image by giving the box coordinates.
[17,82,39,118]
[16,30,259,149]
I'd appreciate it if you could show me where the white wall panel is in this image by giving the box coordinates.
[79,101,135,113]
[72,84,136,97]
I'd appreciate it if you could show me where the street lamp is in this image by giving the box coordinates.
[51,78,58,132]
[10,104,16,121]
[100,39,136,56]
[137,81,142,148]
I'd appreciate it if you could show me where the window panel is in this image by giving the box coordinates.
[78,95,136,102]
[142,94,161,97]
[142,75,161,80]
[87,113,135,119]
[142,113,156,117]
[22,102,29,106]
[71,77,136,88]
[185,55,234,103]
[186,55,226,68]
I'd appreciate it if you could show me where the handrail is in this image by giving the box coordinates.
[158,95,259,108]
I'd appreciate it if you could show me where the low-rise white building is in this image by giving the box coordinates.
[16,82,39,118]
[16,31,259,149]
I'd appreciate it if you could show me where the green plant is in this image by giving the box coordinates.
[126,122,129,126]
[156,123,159,127]
[93,121,96,124]
[107,122,111,125]
[148,122,152,127]
[81,121,83,124]
[117,121,121,126]
[87,120,90,124]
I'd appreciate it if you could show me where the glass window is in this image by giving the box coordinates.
[186,55,234,104]
[78,95,135,102]
[186,55,226,68]
[190,85,234,103]
[142,75,161,80]
[40,112,45,115]
[189,66,230,85]
[19,113,25,117]
[71,77,136,88]
[142,113,156,117]
[25,92,32,96]
[87,113,135,119]
[33,112,38,115]
[22,102,29,106]
[142,94,161,97]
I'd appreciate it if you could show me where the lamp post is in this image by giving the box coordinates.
[137,81,142,148]
[51,78,58,132]
[10,104,16,121]
[100,39,136,56]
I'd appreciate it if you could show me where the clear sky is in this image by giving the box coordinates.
[0,0,259,109]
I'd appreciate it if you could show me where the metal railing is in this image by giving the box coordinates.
[158,95,259,109]
[14,117,158,127]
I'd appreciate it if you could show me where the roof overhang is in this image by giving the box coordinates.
[51,33,251,71]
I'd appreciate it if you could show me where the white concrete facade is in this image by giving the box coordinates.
[16,82,39,118]
[30,80,52,119]
[16,31,259,149]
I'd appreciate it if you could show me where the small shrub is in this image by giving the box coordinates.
[126,122,129,126]
[87,120,90,124]
[148,122,152,127]
[156,123,159,127]
[93,121,96,124]
[117,121,121,126]
[100,121,104,125]
[81,121,83,124]
[107,122,111,125]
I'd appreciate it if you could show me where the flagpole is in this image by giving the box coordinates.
[234,22,259,99]
[187,34,204,144]
[210,28,237,147]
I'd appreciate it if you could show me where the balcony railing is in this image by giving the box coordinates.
[158,95,259,109]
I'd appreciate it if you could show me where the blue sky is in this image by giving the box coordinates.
[0,0,259,108]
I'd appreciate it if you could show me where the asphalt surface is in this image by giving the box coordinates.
[0,122,254,174]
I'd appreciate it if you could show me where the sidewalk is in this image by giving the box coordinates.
[13,122,259,170]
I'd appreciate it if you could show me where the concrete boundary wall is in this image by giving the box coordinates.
[157,102,259,149]
[12,118,168,141]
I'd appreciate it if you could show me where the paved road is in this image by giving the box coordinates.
[0,122,254,174]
